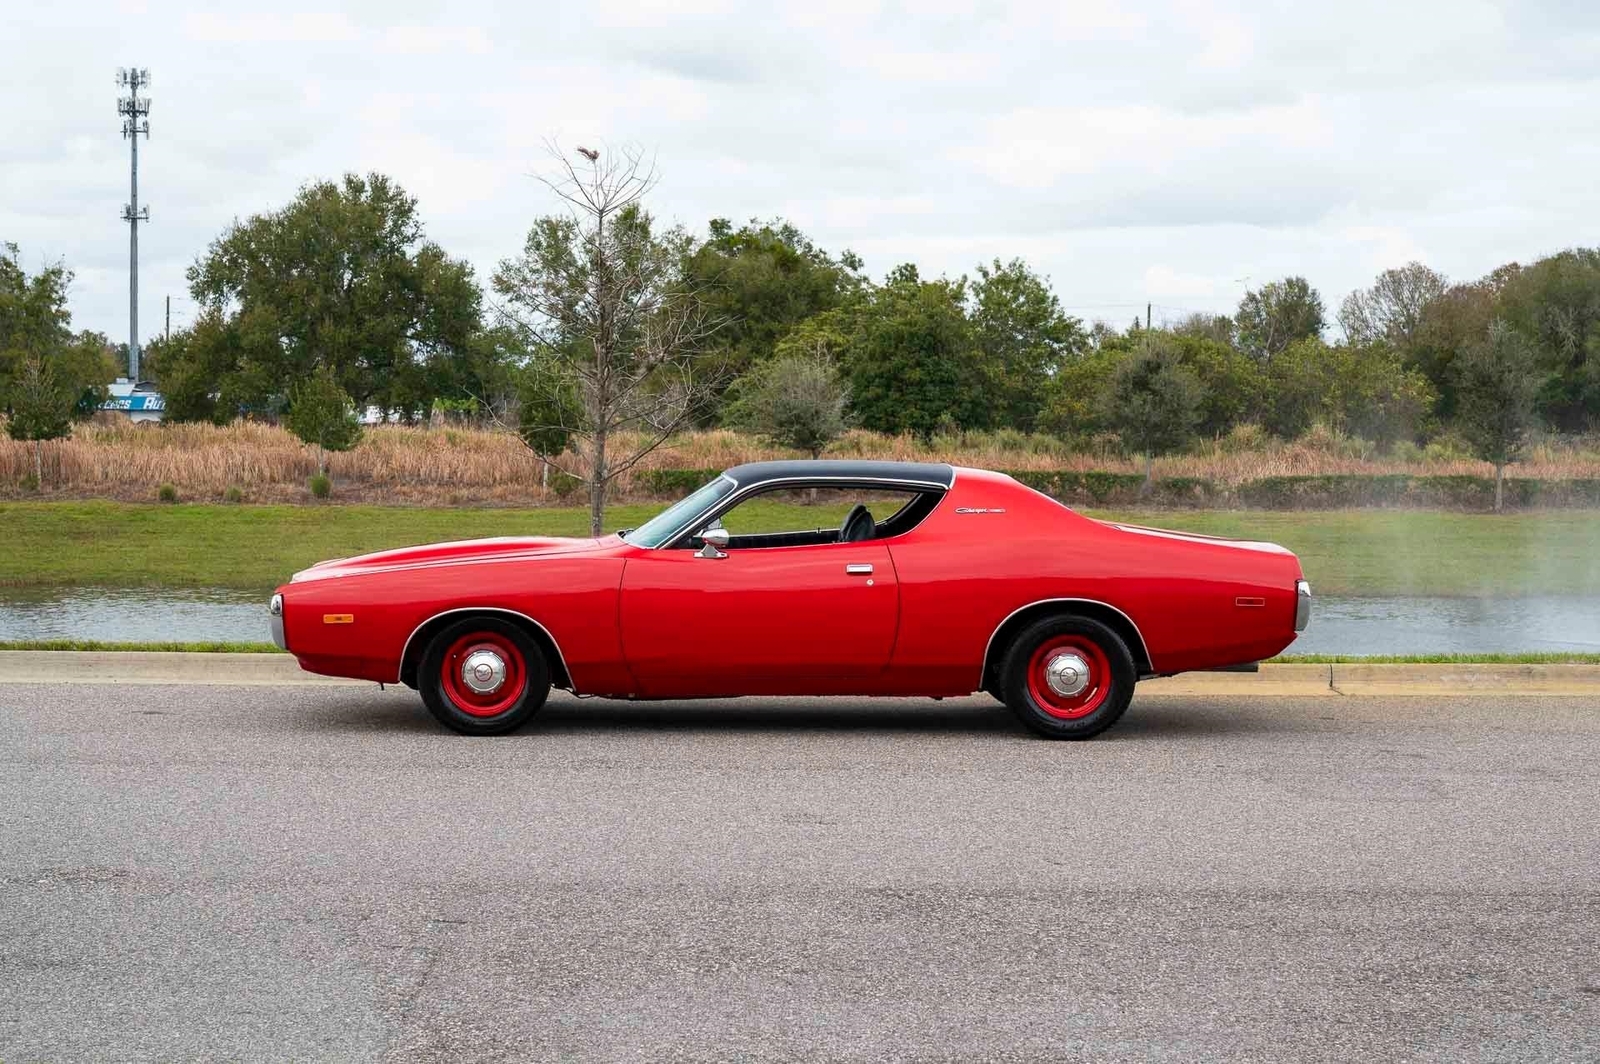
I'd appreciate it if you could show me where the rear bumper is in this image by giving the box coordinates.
[1295,579,1312,632]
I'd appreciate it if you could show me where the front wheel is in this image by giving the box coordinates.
[1000,615,1136,739]
[419,617,551,735]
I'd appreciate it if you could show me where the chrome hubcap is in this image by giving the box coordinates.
[1044,651,1091,697]
[461,649,507,695]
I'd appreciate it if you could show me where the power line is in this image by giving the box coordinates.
[116,66,151,382]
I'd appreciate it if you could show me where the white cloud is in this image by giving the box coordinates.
[6,0,1600,344]
[1144,265,1219,300]
[181,11,362,44]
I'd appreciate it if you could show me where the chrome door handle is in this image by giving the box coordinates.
[845,564,874,575]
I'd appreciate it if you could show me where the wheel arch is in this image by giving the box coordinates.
[398,607,573,691]
[980,598,1153,688]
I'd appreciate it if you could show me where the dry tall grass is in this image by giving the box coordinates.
[3,418,1600,504]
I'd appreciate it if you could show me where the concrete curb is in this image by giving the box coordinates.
[1143,662,1600,697]
[0,652,365,686]
[1,652,1599,695]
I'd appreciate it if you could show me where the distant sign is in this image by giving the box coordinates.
[101,394,166,412]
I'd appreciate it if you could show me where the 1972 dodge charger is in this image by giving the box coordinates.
[270,460,1310,739]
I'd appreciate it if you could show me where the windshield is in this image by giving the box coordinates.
[623,475,738,548]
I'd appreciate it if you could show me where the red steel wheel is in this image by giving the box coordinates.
[1001,614,1137,740]
[1024,634,1112,720]
[418,616,551,735]
[438,631,527,718]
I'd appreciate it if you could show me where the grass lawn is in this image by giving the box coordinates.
[2,500,1598,597]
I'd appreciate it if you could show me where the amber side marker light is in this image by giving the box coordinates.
[323,614,355,625]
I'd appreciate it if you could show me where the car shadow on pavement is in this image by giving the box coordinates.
[296,691,1296,739]
[532,697,1021,735]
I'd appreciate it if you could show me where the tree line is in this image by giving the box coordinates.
[4,152,1597,524]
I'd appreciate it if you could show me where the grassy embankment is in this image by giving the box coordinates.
[3,500,1599,598]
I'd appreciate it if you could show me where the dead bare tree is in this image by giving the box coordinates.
[493,144,727,535]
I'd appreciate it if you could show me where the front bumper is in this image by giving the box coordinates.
[1295,579,1312,632]
[269,593,286,650]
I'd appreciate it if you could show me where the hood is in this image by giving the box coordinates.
[291,535,608,582]
[1104,522,1293,555]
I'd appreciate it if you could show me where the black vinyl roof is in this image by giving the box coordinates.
[722,460,954,490]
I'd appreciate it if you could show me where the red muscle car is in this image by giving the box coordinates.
[270,460,1310,739]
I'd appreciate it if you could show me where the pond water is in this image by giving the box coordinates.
[1,588,1598,656]
[0,588,266,644]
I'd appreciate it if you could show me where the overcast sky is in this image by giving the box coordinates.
[7,0,1599,348]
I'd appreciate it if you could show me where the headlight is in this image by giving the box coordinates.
[1294,579,1311,632]
[269,593,283,616]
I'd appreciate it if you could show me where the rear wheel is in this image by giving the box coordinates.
[419,617,551,735]
[1001,615,1136,739]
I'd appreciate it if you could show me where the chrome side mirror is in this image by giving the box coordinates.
[696,527,729,559]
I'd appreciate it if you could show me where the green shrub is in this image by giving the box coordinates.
[549,469,584,497]
[991,428,1030,453]
[223,486,244,504]
[1386,439,1424,463]
[1422,432,1473,463]
[1152,476,1217,505]
[157,483,178,504]
[1083,471,1145,502]
[308,473,332,499]
[635,468,720,497]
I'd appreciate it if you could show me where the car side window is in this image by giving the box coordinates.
[681,486,928,550]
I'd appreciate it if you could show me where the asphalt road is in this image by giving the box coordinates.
[2,685,1597,1063]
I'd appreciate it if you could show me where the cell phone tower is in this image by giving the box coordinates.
[117,67,151,382]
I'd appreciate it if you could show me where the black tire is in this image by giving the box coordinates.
[418,617,551,735]
[1000,615,1136,739]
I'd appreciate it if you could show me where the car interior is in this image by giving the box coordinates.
[677,485,944,550]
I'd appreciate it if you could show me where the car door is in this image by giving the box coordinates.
[618,541,899,696]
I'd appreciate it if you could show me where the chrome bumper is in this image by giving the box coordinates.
[269,593,286,650]
[1294,579,1312,632]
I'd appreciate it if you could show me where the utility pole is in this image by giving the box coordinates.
[1146,303,1151,331]
[165,295,171,343]
[117,67,151,382]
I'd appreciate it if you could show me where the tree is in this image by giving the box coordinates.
[1455,321,1540,512]
[1039,345,1127,443]
[1263,338,1433,445]
[1166,331,1266,438]
[1407,277,1504,423]
[968,258,1085,431]
[725,351,850,460]
[515,358,579,491]
[1,246,114,483]
[5,355,75,484]
[1495,249,1600,432]
[178,173,482,421]
[494,146,726,535]
[832,265,984,437]
[682,218,861,392]
[1338,262,1447,348]
[1235,276,1325,361]
[1100,338,1204,486]
[285,366,363,478]
[1172,311,1236,347]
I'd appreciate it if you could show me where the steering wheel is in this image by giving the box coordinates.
[839,504,875,543]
